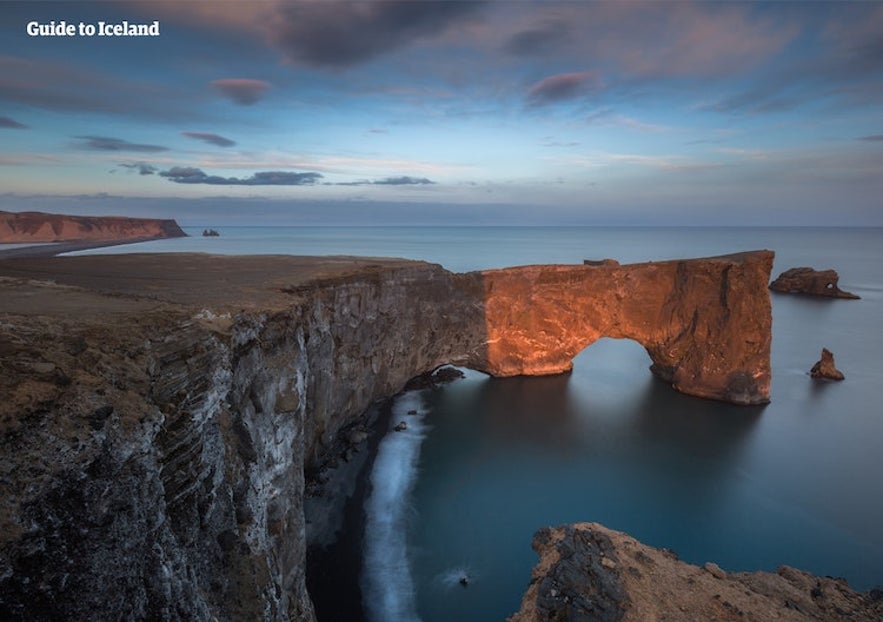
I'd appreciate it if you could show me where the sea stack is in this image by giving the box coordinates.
[769,267,859,299]
[810,348,845,380]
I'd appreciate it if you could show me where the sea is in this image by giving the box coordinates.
[68,226,883,620]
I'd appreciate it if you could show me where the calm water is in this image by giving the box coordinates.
[72,226,883,618]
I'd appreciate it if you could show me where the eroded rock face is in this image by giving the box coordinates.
[470,251,774,405]
[0,251,774,620]
[810,348,845,380]
[770,267,860,299]
[0,210,187,242]
[510,523,883,622]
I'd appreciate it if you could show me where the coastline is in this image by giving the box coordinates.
[0,237,163,259]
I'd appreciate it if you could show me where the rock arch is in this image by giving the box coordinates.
[464,251,774,405]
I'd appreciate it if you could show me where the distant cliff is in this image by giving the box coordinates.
[0,210,187,243]
[0,251,773,621]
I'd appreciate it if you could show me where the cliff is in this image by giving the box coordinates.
[0,250,772,620]
[0,210,187,243]
[509,523,882,622]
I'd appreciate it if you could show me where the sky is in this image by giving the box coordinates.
[1,0,882,226]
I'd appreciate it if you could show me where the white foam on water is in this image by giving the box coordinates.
[435,565,477,591]
[362,392,429,622]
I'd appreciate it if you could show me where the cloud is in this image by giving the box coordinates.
[503,20,570,56]
[0,55,197,121]
[182,131,236,147]
[335,176,436,186]
[160,166,323,186]
[527,72,601,105]
[859,135,883,142]
[211,79,271,105]
[270,1,483,67]
[0,116,27,129]
[118,162,158,175]
[75,136,168,152]
[374,176,435,185]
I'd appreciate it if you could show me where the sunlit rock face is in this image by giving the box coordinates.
[470,251,774,405]
[0,210,186,242]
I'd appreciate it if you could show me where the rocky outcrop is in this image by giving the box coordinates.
[770,267,859,299]
[509,522,883,622]
[473,251,774,404]
[810,348,845,380]
[0,250,773,620]
[0,210,187,243]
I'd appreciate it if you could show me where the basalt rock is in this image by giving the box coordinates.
[810,348,845,380]
[0,210,187,243]
[770,267,859,299]
[509,522,883,622]
[0,250,773,620]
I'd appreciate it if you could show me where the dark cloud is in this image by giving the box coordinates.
[859,134,883,142]
[160,167,323,186]
[211,79,271,105]
[75,136,168,152]
[335,176,435,186]
[182,131,237,147]
[374,176,435,185]
[119,162,158,175]
[503,21,569,56]
[527,72,601,106]
[0,116,27,129]
[270,1,483,67]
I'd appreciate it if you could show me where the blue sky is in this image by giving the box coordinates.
[1,0,882,226]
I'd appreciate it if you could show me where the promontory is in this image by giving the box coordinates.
[0,250,784,620]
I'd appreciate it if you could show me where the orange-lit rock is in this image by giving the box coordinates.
[468,251,774,405]
[0,210,186,243]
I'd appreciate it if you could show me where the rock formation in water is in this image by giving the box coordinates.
[0,250,773,620]
[769,267,859,299]
[810,348,845,380]
[509,522,883,622]
[0,210,187,243]
[474,251,774,405]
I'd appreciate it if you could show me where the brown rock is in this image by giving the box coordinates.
[810,348,845,380]
[509,523,883,622]
[473,251,774,405]
[0,210,187,243]
[770,267,859,299]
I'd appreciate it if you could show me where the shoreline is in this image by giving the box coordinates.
[0,237,164,259]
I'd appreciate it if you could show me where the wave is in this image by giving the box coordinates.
[361,392,429,622]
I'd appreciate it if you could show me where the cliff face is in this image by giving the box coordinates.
[509,523,882,622]
[0,210,187,242]
[0,251,772,620]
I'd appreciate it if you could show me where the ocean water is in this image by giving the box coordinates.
[71,226,883,618]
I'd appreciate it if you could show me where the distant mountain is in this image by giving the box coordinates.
[0,210,187,243]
